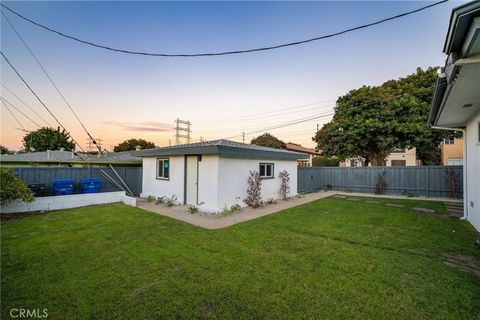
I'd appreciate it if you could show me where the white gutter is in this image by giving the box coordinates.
[432,126,467,220]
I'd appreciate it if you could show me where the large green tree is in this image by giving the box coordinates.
[22,127,75,152]
[113,139,155,152]
[251,133,286,149]
[313,67,458,165]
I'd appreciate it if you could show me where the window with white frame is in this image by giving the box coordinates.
[443,138,455,145]
[259,163,274,178]
[156,158,170,180]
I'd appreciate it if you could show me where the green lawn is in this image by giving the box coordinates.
[1,196,479,319]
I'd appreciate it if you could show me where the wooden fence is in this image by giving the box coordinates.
[297,166,463,198]
[12,167,143,196]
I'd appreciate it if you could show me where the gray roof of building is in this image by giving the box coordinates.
[0,150,142,164]
[135,139,309,160]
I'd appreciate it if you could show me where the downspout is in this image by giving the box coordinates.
[431,126,467,220]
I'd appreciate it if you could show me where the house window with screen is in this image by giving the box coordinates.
[259,163,274,178]
[157,158,170,180]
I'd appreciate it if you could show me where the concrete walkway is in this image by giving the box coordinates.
[137,191,335,229]
[136,191,456,229]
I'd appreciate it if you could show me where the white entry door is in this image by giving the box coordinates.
[186,156,198,205]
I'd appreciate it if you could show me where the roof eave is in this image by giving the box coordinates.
[443,1,480,54]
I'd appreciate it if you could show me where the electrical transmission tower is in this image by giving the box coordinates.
[174,118,191,145]
[86,137,103,152]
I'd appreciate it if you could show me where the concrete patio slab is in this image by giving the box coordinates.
[413,207,436,214]
[385,204,405,208]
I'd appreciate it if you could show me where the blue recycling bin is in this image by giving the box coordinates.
[53,179,74,196]
[80,178,101,194]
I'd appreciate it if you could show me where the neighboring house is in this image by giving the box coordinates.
[136,139,308,212]
[0,149,142,167]
[440,138,464,165]
[429,1,480,231]
[339,147,419,167]
[284,142,320,166]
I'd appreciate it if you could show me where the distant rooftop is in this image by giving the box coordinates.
[0,150,142,164]
[285,143,319,155]
[136,139,308,160]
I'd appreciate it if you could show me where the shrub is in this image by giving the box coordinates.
[278,170,290,200]
[312,156,340,167]
[155,196,166,205]
[0,168,35,205]
[244,170,262,208]
[145,195,156,203]
[230,204,242,213]
[403,190,416,198]
[374,171,386,195]
[187,205,198,214]
[165,195,177,207]
[445,168,460,199]
[265,198,277,205]
[221,205,231,217]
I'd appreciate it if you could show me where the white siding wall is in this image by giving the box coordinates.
[141,156,185,204]
[217,157,298,212]
[466,110,480,231]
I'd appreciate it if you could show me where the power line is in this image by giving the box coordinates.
[196,99,335,125]
[1,0,449,57]
[0,97,42,128]
[1,83,51,126]
[0,50,88,154]
[1,99,26,131]
[223,111,334,140]
[1,11,98,146]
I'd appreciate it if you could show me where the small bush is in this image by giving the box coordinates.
[187,205,198,214]
[374,171,386,195]
[155,196,166,205]
[265,198,277,205]
[230,204,241,213]
[221,205,231,217]
[403,190,416,198]
[165,195,177,207]
[145,195,156,203]
[278,170,290,200]
[0,168,35,205]
[312,156,340,167]
[244,170,262,208]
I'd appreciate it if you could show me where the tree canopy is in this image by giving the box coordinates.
[113,139,155,152]
[313,67,458,165]
[22,127,75,152]
[250,133,286,149]
[0,145,11,155]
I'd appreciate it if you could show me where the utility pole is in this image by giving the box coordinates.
[174,118,191,145]
[242,132,245,143]
[316,123,319,132]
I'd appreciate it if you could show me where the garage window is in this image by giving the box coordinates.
[157,158,170,180]
[259,163,274,179]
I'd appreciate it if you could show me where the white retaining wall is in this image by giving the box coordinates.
[0,191,136,214]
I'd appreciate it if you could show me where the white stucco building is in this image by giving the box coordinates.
[136,140,307,213]
[429,1,480,231]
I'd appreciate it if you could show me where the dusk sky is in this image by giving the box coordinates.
[0,1,465,150]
